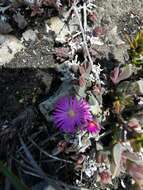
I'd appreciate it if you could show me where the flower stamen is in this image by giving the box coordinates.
[68,109,76,118]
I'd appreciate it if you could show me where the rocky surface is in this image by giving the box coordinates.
[0,34,24,65]
[0,0,143,68]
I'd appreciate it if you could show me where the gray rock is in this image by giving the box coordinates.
[13,12,27,29]
[0,34,6,45]
[39,81,74,121]
[0,35,24,65]
[22,29,37,42]
[116,79,143,96]
[0,19,13,34]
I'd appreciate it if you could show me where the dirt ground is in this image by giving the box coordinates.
[0,22,56,120]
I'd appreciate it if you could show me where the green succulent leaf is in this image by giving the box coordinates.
[128,31,143,66]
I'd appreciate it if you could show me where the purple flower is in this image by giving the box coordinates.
[53,96,92,133]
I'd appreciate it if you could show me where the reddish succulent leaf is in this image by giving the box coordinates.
[99,170,112,185]
[127,162,143,189]
[92,27,106,37]
[110,65,133,84]
[96,151,109,164]
[57,140,67,152]
[128,118,141,131]
[122,151,143,165]
[79,76,86,86]
[31,5,43,16]
[79,65,86,75]
[88,12,97,23]
[76,154,86,165]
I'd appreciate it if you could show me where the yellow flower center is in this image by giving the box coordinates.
[68,109,76,118]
